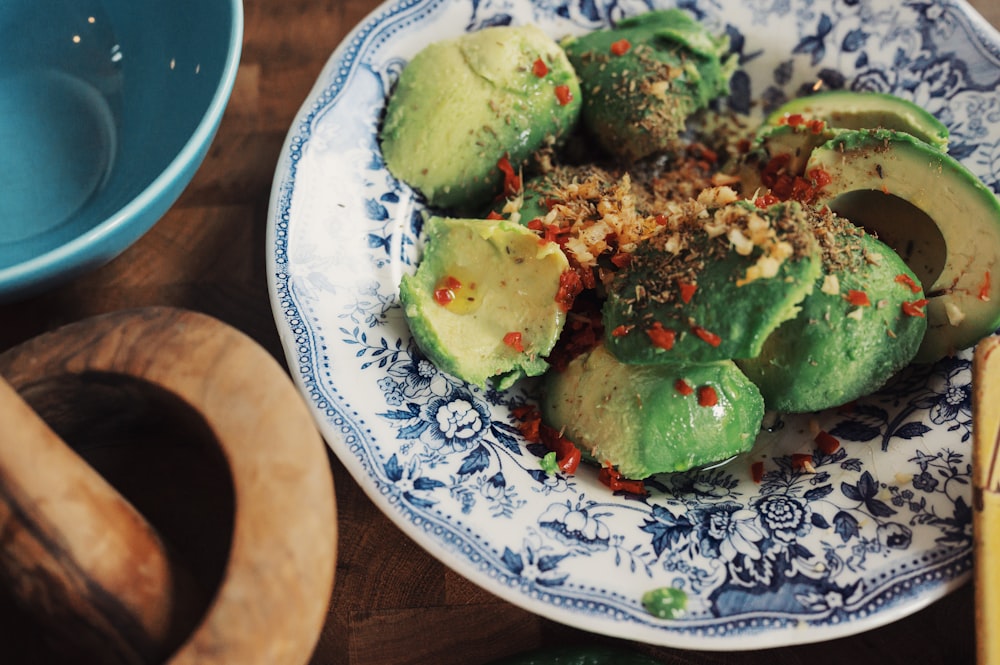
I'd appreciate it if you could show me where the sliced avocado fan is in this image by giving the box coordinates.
[807,129,1000,362]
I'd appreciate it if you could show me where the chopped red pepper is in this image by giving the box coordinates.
[751,461,765,483]
[555,270,584,312]
[646,322,676,350]
[780,113,805,127]
[554,84,573,106]
[674,379,694,396]
[807,119,827,134]
[980,271,992,301]
[497,154,521,197]
[654,214,669,226]
[808,167,832,188]
[895,273,921,293]
[697,385,718,407]
[846,289,870,307]
[503,331,524,353]
[815,430,841,455]
[486,210,503,220]
[791,453,816,473]
[610,251,632,268]
[610,38,631,56]
[532,57,548,78]
[902,299,929,318]
[679,281,697,304]
[611,324,631,337]
[598,462,647,495]
[755,193,780,208]
[692,325,722,347]
[513,407,582,474]
[433,275,462,306]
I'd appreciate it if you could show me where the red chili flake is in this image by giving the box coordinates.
[692,325,722,347]
[791,453,816,473]
[697,385,718,407]
[554,84,573,106]
[755,193,780,208]
[611,324,632,337]
[610,251,632,268]
[808,167,832,188]
[679,281,697,304]
[980,271,992,301]
[503,331,524,353]
[433,275,462,306]
[538,422,582,474]
[902,299,929,318]
[555,270,584,312]
[674,379,694,396]
[646,322,676,350]
[598,462,647,496]
[497,154,521,197]
[895,273,921,293]
[486,210,503,220]
[780,113,805,127]
[815,430,841,455]
[845,289,871,307]
[532,57,548,78]
[751,461,765,483]
[610,38,631,56]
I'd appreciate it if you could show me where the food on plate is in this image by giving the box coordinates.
[762,90,950,150]
[380,24,581,213]
[806,129,1000,362]
[399,216,570,390]
[541,344,764,477]
[736,210,928,412]
[561,9,735,162]
[389,10,1000,480]
[602,197,822,364]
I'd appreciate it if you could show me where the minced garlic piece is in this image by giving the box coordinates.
[821,274,840,295]
[945,301,966,326]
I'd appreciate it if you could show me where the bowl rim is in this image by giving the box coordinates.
[0,0,245,300]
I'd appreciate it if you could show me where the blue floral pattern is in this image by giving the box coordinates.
[269,0,998,649]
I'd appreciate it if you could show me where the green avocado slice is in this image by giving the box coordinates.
[602,200,821,363]
[737,212,928,413]
[807,129,1000,362]
[541,344,764,478]
[561,9,734,162]
[399,216,570,389]
[380,25,581,213]
[764,90,949,151]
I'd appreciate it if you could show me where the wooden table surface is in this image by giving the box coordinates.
[2,1,998,663]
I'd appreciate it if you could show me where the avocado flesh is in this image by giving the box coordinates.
[737,215,928,413]
[562,9,734,162]
[399,216,570,389]
[765,90,949,151]
[380,25,581,213]
[808,129,1000,362]
[603,201,822,363]
[542,344,764,478]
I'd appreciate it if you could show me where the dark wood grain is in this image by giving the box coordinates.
[1,1,997,663]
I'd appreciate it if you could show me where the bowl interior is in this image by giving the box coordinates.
[0,0,241,295]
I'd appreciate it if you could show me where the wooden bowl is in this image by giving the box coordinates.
[0,307,336,664]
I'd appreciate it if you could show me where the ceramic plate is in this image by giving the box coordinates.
[267,0,1000,650]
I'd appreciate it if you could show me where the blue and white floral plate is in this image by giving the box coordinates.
[267,0,1000,650]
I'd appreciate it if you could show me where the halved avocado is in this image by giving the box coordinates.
[603,200,821,364]
[542,344,763,477]
[807,129,1000,361]
[399,216,570,389]
[736,212,928,412]
[765,90,949,151]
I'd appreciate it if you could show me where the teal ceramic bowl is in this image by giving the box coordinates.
[0,0,243,301]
